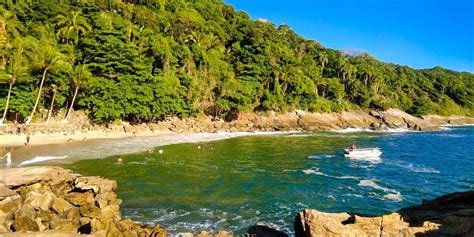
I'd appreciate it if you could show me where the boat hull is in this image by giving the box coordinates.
[344,148,382,160]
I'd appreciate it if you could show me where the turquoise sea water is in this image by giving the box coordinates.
[10,126,474,234]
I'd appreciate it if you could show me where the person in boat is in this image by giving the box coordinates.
[351,143,357,151]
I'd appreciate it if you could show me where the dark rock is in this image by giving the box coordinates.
[247,223,289,237]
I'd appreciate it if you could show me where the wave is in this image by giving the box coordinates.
[441,123,474,127]
[19,155,68,166]
[358,179,403,202]
[331,128,373,133]
[383,128,414,133]
[303,167,358,180]
[331,127,415,134]
[302,167,320,175]
[308,154,336,159]
[431,134,467,138]
[392,162,440,174]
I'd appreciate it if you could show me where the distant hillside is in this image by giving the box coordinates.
[0,0,472,124]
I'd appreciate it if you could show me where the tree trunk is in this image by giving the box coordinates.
[64,85,80,122]
[0,81,14,125]
[26,67,48,125]
[46,90,57,124]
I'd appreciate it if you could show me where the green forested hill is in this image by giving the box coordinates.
[0,0,473,124]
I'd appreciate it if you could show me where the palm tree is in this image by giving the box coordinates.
[317,51,328,75]
[55,11,91,45]
[0,42,28,125]
[25,40,64,125]
[45,84,58,124]
[63,64,92,122]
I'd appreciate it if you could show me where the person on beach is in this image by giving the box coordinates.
[1,151,12,165]
[25,134,31,146]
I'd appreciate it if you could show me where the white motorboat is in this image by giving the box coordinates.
[344,147,382,159]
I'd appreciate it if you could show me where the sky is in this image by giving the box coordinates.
[224,0,474,73]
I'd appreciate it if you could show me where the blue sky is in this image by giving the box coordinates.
[224,0,474,73]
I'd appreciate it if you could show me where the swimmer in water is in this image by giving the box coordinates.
[116,156,124,164]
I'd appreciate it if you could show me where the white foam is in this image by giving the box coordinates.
[358,179,403,202]
[393,162,440,174]
[383,193,403,202]
[331,128,373,133]
[383,128,414,133]
[302,167,319,174]
[303,168,358,180]
[441,123,474,127]
[19,155,68,166]
[308,154,336,159]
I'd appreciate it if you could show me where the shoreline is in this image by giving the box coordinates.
[1,108,473,149]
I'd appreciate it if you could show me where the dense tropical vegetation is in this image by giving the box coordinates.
[0,0,473,124]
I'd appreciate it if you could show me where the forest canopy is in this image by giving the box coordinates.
[0,0,473,124]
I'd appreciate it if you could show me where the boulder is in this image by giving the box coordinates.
[12,216,40,231]
[0,167,79,188]
[36,209,55,222]
[0,186,16,201]
[80,217,91,226]
[64,191,94,206]
[0,195,22,222]
[52,197,75,214]
[247,223,289,237]
[75,176,116,194]
[24,190,55,212]
[49,178,74,197]
[59,207,81,225]
[295,191,474,236]
[50,216,80,232]
[14,204,36,219]
[101,204,121,221]
[79,204,102,218]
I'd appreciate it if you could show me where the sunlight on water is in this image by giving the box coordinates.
[12,127,474,235]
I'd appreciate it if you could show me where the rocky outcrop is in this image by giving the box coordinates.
[294,191,474,236]
[246,223,289,237]
[2,109,472,139]
[0,167,166,237]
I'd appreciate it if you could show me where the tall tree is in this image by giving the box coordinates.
[45,84,58,124]
[0,40,28,125]
[63,64,92,122]
[25,40,65,124]
[55,11,91,45]
[317,51,328,75]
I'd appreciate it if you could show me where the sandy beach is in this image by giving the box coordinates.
[1,109,473,149]
[0,130,175,148]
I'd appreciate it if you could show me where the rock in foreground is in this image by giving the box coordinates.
[294,191,474,236]
[0,167,166,236]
